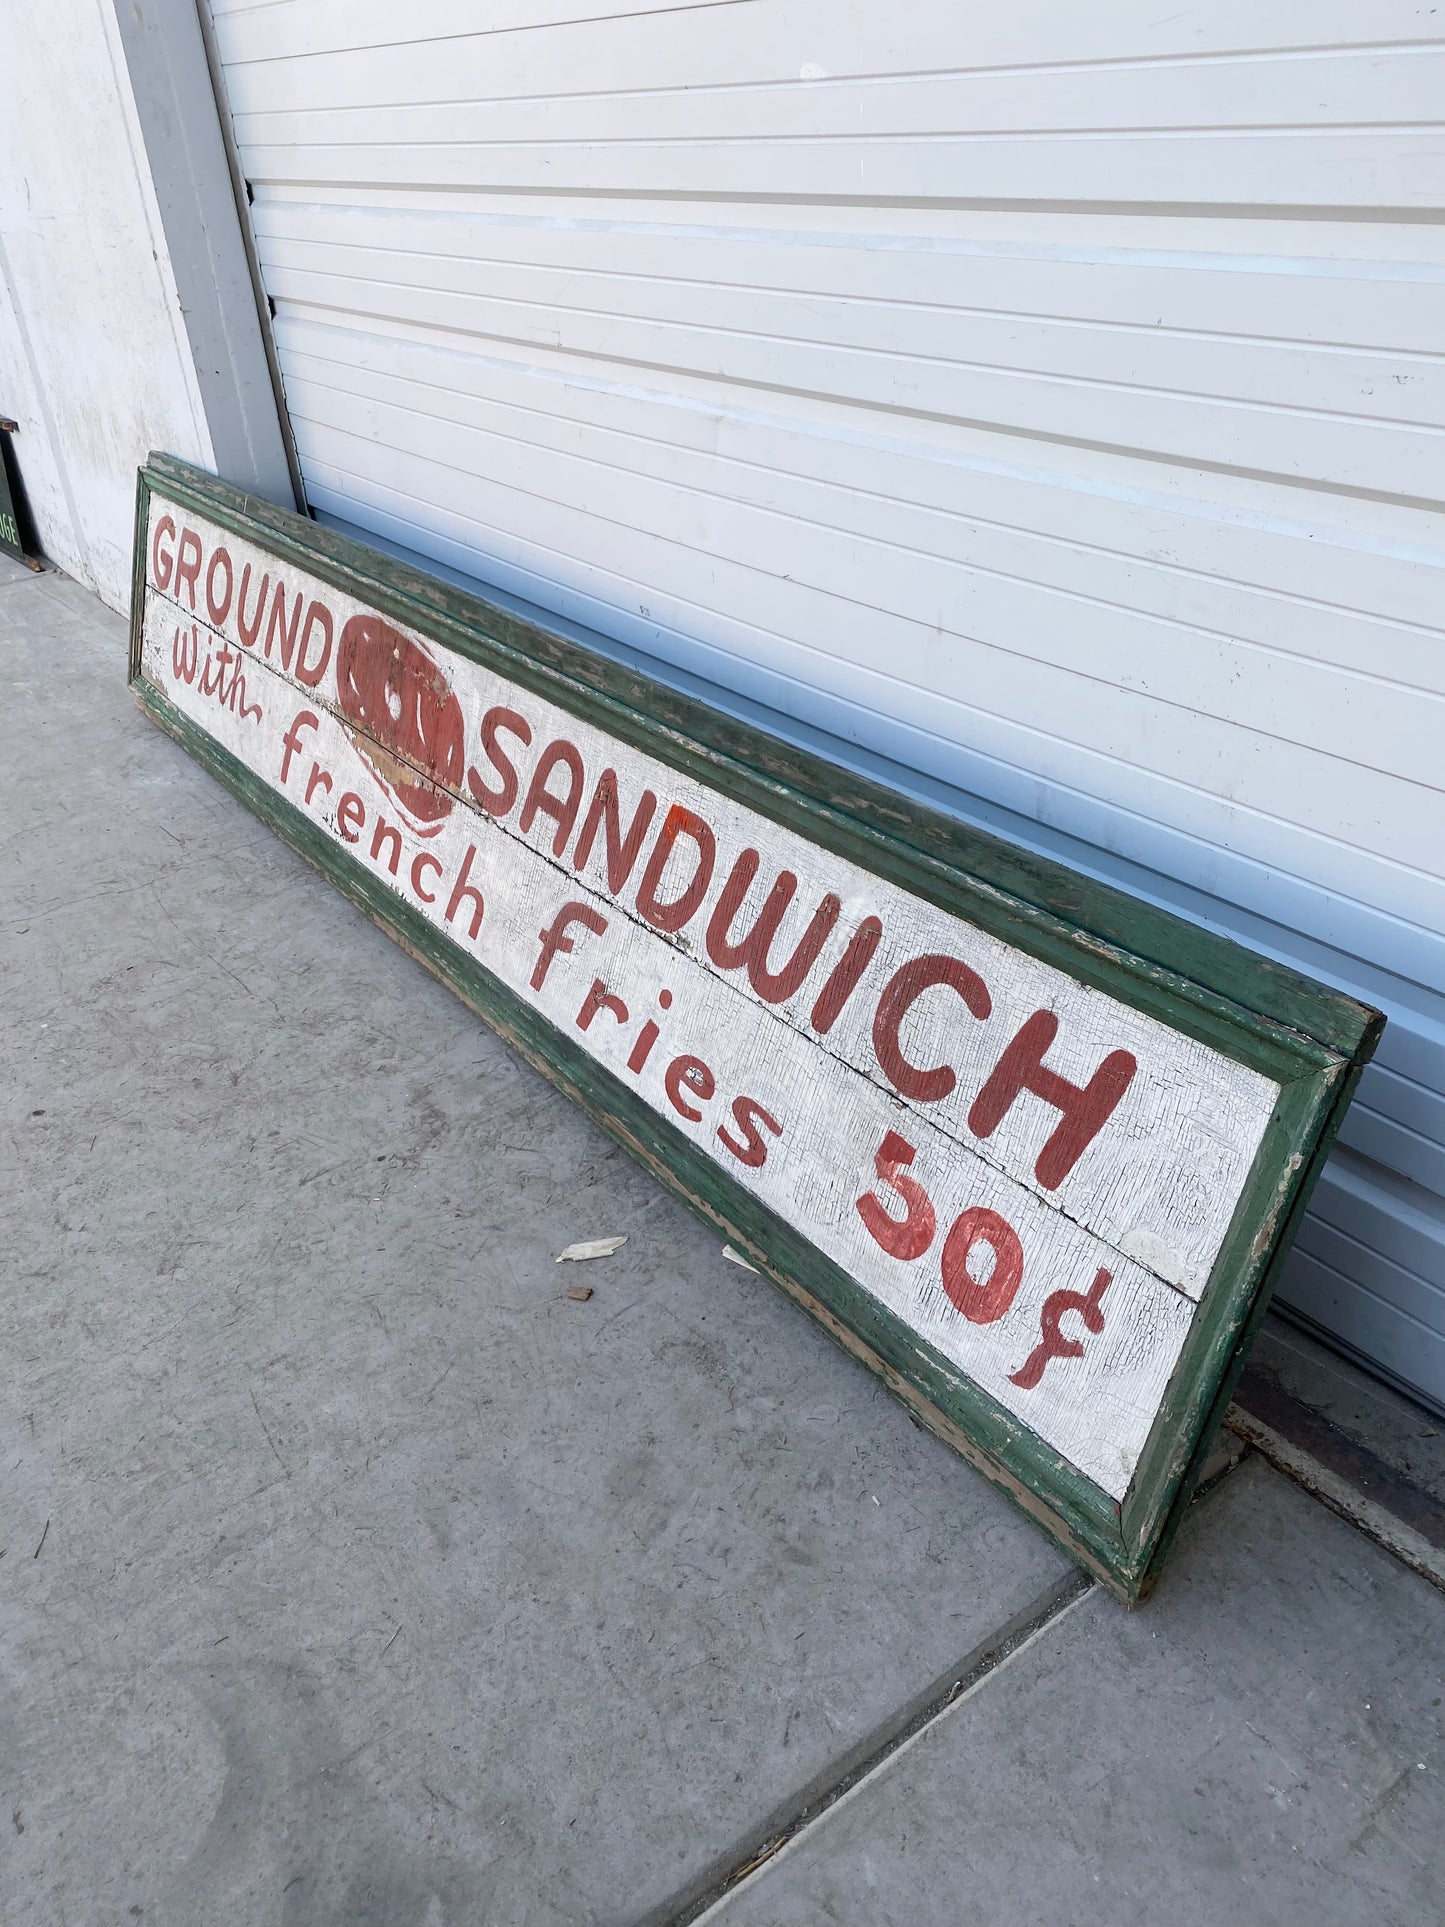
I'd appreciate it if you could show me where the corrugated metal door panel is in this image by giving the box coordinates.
[1287,1162,1445,1407]
[207,0,743,49]
[262,311,1445,928]
[207,0,1445,1411]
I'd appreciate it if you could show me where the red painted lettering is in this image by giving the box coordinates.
[576,978,630,1032]
[204,545,234,627]
[370,816,402,876]
[1009,1267,1111,1390]
[636,805,716,934]
[856,1130,936,1262]
[411,851,442,904]
[171,621,198,685]
[706,851,842,1004]
[532,901,606,989]
[446,844,486,940]
[626,989,672,1073]
[717,1096,783,1169]
[519,738,586,857]
[627,1020,661,1073]
[305,762,333,807]
[811,916,883,1035]
[151,514,176,592]
[264,581,303,674]
[872,955,991,1103]
[466,706,532,818]
[665,1053,715,1123]
[573,771,657,894]
[295,600,333,689]
[174,527,203,610]
[968,1010,1137,1189]
[337,791,366,843]
[236,564,269,648]
[940,1207,1024,1325]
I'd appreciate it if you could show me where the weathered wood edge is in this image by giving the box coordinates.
[139,452,1378,1067]
[128,463,150,680]
[1134,1026,1382,1598]
[1119,1054,1364,1562]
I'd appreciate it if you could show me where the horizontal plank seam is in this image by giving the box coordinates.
[219,40,1445,96]
[265,287,1445,513]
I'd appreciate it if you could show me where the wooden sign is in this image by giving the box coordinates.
[129,455,1382,1600]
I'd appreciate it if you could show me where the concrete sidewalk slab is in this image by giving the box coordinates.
[706,1457,1445,1927]
[0,568,1071,1926]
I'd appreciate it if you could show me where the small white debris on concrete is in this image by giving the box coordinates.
[555,1235,628,1263]
[723,1245,759,1273]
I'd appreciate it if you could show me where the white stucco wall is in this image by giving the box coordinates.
[0,0,215,611]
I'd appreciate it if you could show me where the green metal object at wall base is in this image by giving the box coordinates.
[0,419,32,563]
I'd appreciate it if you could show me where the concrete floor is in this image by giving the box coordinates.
[706,1458,1445,1927]
[2,555,1442,1927]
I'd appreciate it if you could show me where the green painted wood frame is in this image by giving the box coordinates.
[129,453,1384,1602]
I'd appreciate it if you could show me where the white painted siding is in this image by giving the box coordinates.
[0,0,216,607]
[207,0,1445,1410]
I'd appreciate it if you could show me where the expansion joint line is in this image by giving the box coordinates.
[643,1566,1095,1927]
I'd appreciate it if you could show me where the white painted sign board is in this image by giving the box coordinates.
[130,458,1382,1599]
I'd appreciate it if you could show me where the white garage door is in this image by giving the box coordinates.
[206,0,1445,1412]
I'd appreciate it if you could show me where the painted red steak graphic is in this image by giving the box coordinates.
[336,614,464,834]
